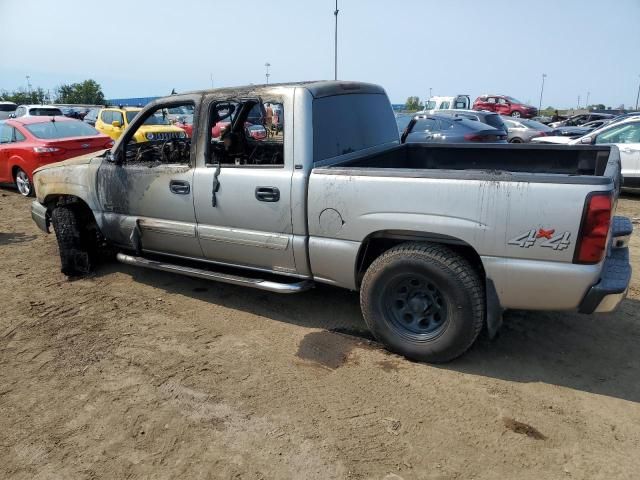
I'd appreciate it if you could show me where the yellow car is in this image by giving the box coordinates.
[95,106,186,143]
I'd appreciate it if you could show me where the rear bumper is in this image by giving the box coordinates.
[578,216,632,314]
[31,201,49,233]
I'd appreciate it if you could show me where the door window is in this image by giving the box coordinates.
[121,102,193,166]
[101,110,112,124]
[207,99,282,167]
[112,111,124,125]
[439,101,450,109]
[0,124,12,143]
[487,97,497,104]
[595,123,640,144]
[13,128,26,141]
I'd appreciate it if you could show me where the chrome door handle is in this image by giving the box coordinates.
[169,180,190,195]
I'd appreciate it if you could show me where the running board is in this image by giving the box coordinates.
[116,253,314,294]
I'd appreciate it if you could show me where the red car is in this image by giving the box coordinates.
[0,116,113,196]
[473,94,538,118]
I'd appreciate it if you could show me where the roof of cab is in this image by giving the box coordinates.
[161,81,386,101]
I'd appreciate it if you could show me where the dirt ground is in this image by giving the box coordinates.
[1,189,639,480]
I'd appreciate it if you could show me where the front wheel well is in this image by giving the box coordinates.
[44,195,100,234]
[355,231,485,288]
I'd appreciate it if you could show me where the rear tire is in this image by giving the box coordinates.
[360,242,485,363]
[509,137,523,143]
[14,168,33,197]
[510,111,522,118]
[51,205,95,277]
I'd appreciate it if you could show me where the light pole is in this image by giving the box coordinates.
[334,0,339,80]
[586,91,590,109]
[577,95,581,109]
[538,73,546,114]
[635,75,640,110]
[429,87,432,99]
[210,73,214,89]
[26,75,32,102]
[265,62,271,84]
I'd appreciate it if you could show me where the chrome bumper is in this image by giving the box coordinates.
[31,201,49,233]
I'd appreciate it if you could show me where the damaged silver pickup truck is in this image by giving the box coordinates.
[31,81,632,362]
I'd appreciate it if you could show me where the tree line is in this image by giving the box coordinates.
[0,79,105,105]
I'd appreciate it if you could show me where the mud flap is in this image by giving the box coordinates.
[485,278,503,339]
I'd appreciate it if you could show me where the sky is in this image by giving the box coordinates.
[1,0,639,108]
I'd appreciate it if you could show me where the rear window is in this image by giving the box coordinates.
[25,120,100,139]
[0,104,16,112]
[485,114,506,131]
[313,93,398,162]
[29,108,63,116]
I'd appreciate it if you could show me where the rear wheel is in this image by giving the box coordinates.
[509,137,523,143]
[51,205,96,276]
[14,168,33,196]
[360,242,485,363]
[510,111,522,118]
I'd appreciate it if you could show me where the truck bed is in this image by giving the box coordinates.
[325,143,615,180]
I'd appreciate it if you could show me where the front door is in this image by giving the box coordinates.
[595,121,640,185]
[192,97,297,274]
[96,97,202,258]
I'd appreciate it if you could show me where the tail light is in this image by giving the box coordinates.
[537,131,547,137]
[33,146,63,154]
[574,192,612,264]
[104,139,115,148]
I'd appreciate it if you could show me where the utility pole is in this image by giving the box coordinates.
[334,0,339,80]
[577,95,581,109]
[429,87,432,99]
[26,75,32,102]
[636,75,640,110]
[538,73,546,114]
[586,91,590,109]
[265,62,271,84]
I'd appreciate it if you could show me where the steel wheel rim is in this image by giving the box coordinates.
[15,170,31,196]
[383,274,448,339]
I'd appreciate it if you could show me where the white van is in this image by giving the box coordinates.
[423,95,471,111]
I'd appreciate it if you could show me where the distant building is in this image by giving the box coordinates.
[106,96,159,107]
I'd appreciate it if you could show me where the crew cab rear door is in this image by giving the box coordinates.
[192,95,298,274]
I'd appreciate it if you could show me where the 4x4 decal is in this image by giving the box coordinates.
[508,228,571,250]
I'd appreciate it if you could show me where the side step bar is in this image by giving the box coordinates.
[116,253,314,294]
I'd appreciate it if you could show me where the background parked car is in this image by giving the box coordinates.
[532,117,640,187]
[473,94,538,118]
[548,112,614,128]
[10,105,64,118]
[423,95,471,111]
[0,101,17,120]
[401,114,507,144]
[95,106,187,142]
[61,107,84,119]
[0,117,113,196]
[501,117,554,143]
[437,109,507,134]
[82,108,100,126]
